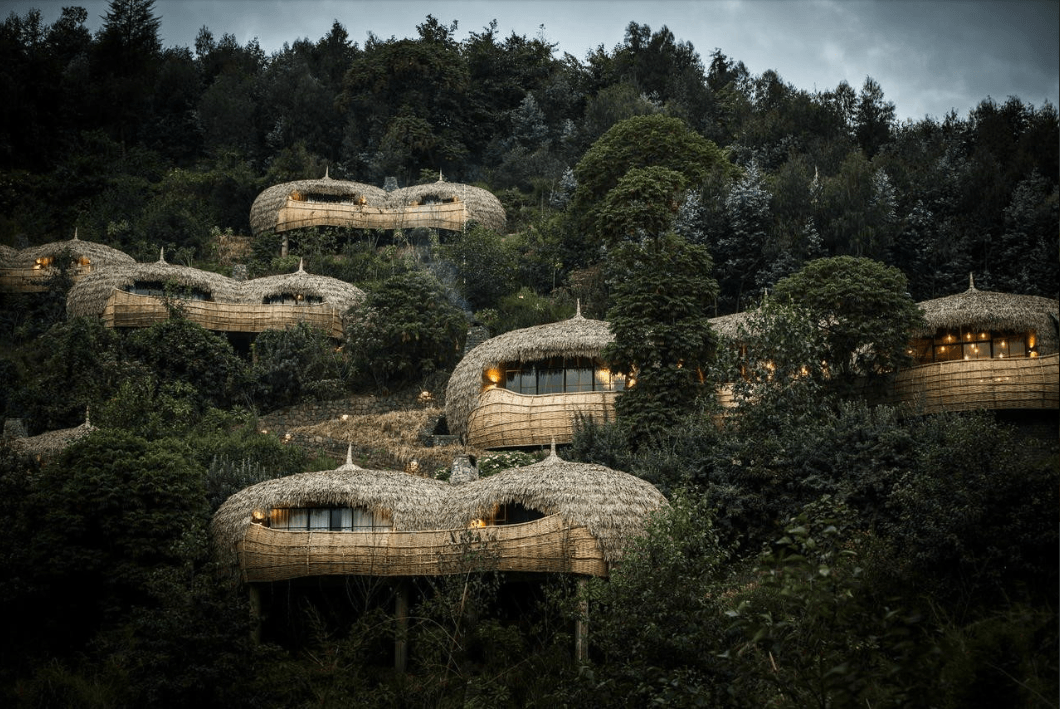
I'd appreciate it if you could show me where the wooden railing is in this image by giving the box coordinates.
[467,387,619,449]
[277,199,467,233]
[0,266,91,293]
[102,289,344,337]
[878,353,1058,415]
[237,513,608,582]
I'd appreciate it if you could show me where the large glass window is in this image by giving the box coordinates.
[916,329,1036,364]
[496,357,628,395]
[269,507,391,531]
[263,293,323,305]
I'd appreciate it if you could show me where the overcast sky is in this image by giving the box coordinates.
[6,0,1058,122]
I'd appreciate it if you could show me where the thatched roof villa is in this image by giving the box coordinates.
[0,232,135,293]
[707,278,1059,416]
[885,277,1059,414]
[249,172,507,238]
[5,414,96,464]
[445,306,623,449]
[212,445,665,662]
[212,445,667,583]
[66,253,364,339]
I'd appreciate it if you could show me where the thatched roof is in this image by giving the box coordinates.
[914,276,1059,353]
[708,310,758,340]
[211,445,667,572]
[6,233,135,270]
[388,178,507,232]
[239,259,365,313]
[445,308,615,439]
[66,251,237,318]
[249,174,387,236]
[10,418,95,460]
[67,255,364,318]
[211,450,452,570]
[0,243,18,266]
[443,446,667,563]
[249,174,506,235]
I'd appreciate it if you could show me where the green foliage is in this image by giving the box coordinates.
[252,322,348,409]
[594,166,688,246]
[572,114,735,246]
[10,316,123,434]
[604,232,719,439]
[583,491,732,707]
[770,256,924,387]
[476,450,538,477]
[475,286,575,335]
[883,411,1059,610]
[345,270,467,389]
[726,496,939,709]
[124,318,250,409]
[439,223,519,310]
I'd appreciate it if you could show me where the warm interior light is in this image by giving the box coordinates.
[251,508,267,524]
[485,368,502,384]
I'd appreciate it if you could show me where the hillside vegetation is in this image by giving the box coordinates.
[0,2,1056,707]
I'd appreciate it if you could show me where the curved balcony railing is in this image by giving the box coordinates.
[467,387,619,449]
[878,353,1058,415]
[236,512,608,582]
[102,289,344,338]
[277,198,468,233]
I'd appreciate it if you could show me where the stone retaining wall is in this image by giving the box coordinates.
[258,389,431,434]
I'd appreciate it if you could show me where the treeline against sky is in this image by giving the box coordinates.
[1,1,1057,310]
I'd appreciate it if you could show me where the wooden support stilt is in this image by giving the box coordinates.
[574,576,589,664]
[395,581,409,673]
[248,584,262,643]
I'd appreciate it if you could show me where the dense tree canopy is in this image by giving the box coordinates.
[0,4,1056,705]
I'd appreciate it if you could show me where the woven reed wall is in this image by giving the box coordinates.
[467,388,618,449]
[277,199,467,233]
[881,353,1058,414]
[0,266,91,293]
[237,512,607,582]
[102,290,343,337]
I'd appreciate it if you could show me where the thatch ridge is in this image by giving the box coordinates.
[387,179,507,233]
[238,261,365,311]
[8,235,135,270]
[0,243,19,266]
[66,258,237,318]
[708,310,758,340]
[10,419,96,459]
[250,175,506,235]
[249,176,387,236]
[913,278,1059,354]
[211,458,452,571]
[442,449,667,563]
[67,259,365,319]
[445,312,615,439]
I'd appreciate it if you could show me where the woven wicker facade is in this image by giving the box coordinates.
[250,175,506,235]
[0,234,135,293]
[445,309,616,447]
[212,448,666,583]
[238,513,607,582]
[68,257,363,337]
[467,388,619,449]
[880,353,1059,414]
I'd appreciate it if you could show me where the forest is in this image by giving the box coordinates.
[0,1,1057,707]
